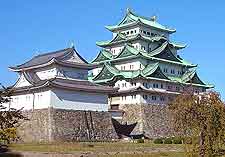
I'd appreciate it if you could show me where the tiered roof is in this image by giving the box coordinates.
[105,8,176,33]
[9,47,117,94]
[96,33,186,50]
[91,63,213,88]
[11,71,117,94]
[9,47,94,72]
[92,43,196,67]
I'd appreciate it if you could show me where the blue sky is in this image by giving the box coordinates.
[0,1,224,99]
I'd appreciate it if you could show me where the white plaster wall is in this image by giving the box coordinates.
[36,67,57,80]
[92,67,103,76]
[119,94,142,104]
[139,25,169,39]
[140,93,168,105]
[5,90,51,111]
[14,74,32,88]
[115,58,145,71]
[50,89,108,111]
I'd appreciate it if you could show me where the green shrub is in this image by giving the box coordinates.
[137,139,144,143]
[153,138,163,144]
[164,138,173,144]
[173,137,183,144]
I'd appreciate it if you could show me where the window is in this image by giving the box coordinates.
[134,30,137,33]
[131,95,136,99]
[130,64,134,69]
[160,96,165,101]
[147,32,150,35]
[122,83,127,88]
[135,45,138,49]
[26,96,30,102]
[171,69,175,74]
[131,82,136,86]
[127,31,129,35]
[122,96,126,100]
[163,68,168,73]
[152,96,157,101]
[161,84,164,88]
[143,31,146,34]
[143,95,148,100]
[176,86,180,91]
[130,30,133,34]
[121,66,126,70]
[153,83,159,88]
[141,46,146,50]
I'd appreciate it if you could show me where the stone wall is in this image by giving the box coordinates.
[18,108,117,143]
[121,104,174,138]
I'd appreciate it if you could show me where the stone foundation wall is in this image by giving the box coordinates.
[18,108,117,143]
[121,104,174,138]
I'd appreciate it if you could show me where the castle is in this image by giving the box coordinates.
[4,9,213,141]
[89,8,213,136]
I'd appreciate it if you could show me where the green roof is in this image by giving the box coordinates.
[91,49,113,63]
[96,33,186,50]
[92,42,196,67]
[105,8,176,33]
[91,63,213,88]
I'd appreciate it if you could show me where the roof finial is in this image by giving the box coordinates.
[150,15,157,22]
[70,41,74,48]
[126,8,131,14]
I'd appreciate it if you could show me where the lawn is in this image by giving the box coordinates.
[8,142,187,156]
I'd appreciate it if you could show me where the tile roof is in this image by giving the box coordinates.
[9,47,92,71]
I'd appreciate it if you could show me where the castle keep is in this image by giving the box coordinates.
[89,9,213,136]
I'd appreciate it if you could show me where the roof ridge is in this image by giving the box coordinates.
[34,47,72,58]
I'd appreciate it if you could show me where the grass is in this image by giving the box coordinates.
[8,142,186,156]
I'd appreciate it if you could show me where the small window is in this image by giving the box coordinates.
[130,64,134,69]
[163,68,168,73]
[176,86,180,91]
[132,95,136,99]
[161,84,164,88]
[160,96,165,101]
[143,31,146,34]
[127,31,129,35]
[134,30,137,33]
[153,83,158,88]
[143,95,148,100]
[152,96,157,101]
[171,69,175,74]
[147,32,150,35]
[130,30,133,34]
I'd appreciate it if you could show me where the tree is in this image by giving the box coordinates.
[169,89,225,156]
[0,85,26,145]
